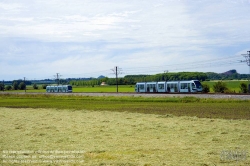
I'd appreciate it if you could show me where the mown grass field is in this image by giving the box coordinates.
[0,94,249,165]
[1,108,249,165]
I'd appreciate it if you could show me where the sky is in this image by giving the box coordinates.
[0,0,250,81]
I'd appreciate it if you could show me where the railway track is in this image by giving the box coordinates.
[1,92,250,100]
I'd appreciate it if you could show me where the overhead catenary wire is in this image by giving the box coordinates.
[123,54,243,71]
[122,55,244,75]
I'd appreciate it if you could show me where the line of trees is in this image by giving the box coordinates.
[70,77,135,87]
[125,72,208,83]
[0,82,26,91]
[0,83,48,91]
[12,81,27,90]
[0,80,33,91]
[70,72,208,86]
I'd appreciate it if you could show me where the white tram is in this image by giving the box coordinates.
[46,85,72,93]
[135,80,202,93]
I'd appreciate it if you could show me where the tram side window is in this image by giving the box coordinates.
[167,83,178,92]
[139,84,145,90]
[158,84,164,90]
[181,83,188,89]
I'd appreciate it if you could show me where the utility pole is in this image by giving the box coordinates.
[241,51,250,93]
[57,73,59,85]
[115,67,118,92]
[2,80,4,92]
[164,70,169,81]
[111,66,122,93]
[54,73,61,85]
[24,77,26,93]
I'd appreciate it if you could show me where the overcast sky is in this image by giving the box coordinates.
[0,0,250,80]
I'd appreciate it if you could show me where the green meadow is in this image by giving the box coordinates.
[203,80,250,93]
[11,85,135,93]
[72,85,134,93]
[0,94,250,120]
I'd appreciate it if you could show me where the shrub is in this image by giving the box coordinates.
[33,84,39,89]
[239,83,248,93]
[201,83,210,93]
[5,85,12,90]
[224,89,235,93]
[213,81,228,93]
[42,84,48,89]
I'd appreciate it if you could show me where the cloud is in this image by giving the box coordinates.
[0,0,250,80]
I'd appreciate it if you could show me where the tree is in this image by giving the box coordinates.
[5,85,12,90]
[213,81,228,93]
[0,83,4,91]
[239,83,248,93]
[19,82,26,90]
[13,81,19,90]
[202,83,210,93]
[33,83,38,89]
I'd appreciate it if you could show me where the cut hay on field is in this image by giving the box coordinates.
[0,108,249,165]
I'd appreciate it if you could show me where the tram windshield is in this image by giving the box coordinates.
[68,86,72,90]
[194,81,202,89]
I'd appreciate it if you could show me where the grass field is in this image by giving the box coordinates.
[0,94,250,120]
[10,85,135,93]
[203,80,250,93]
[0,94,249,165]
[73,85,134,93]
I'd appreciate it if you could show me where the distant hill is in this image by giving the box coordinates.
[221,69,238,75]
[98,75,106,79]
[206,69,248,80]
